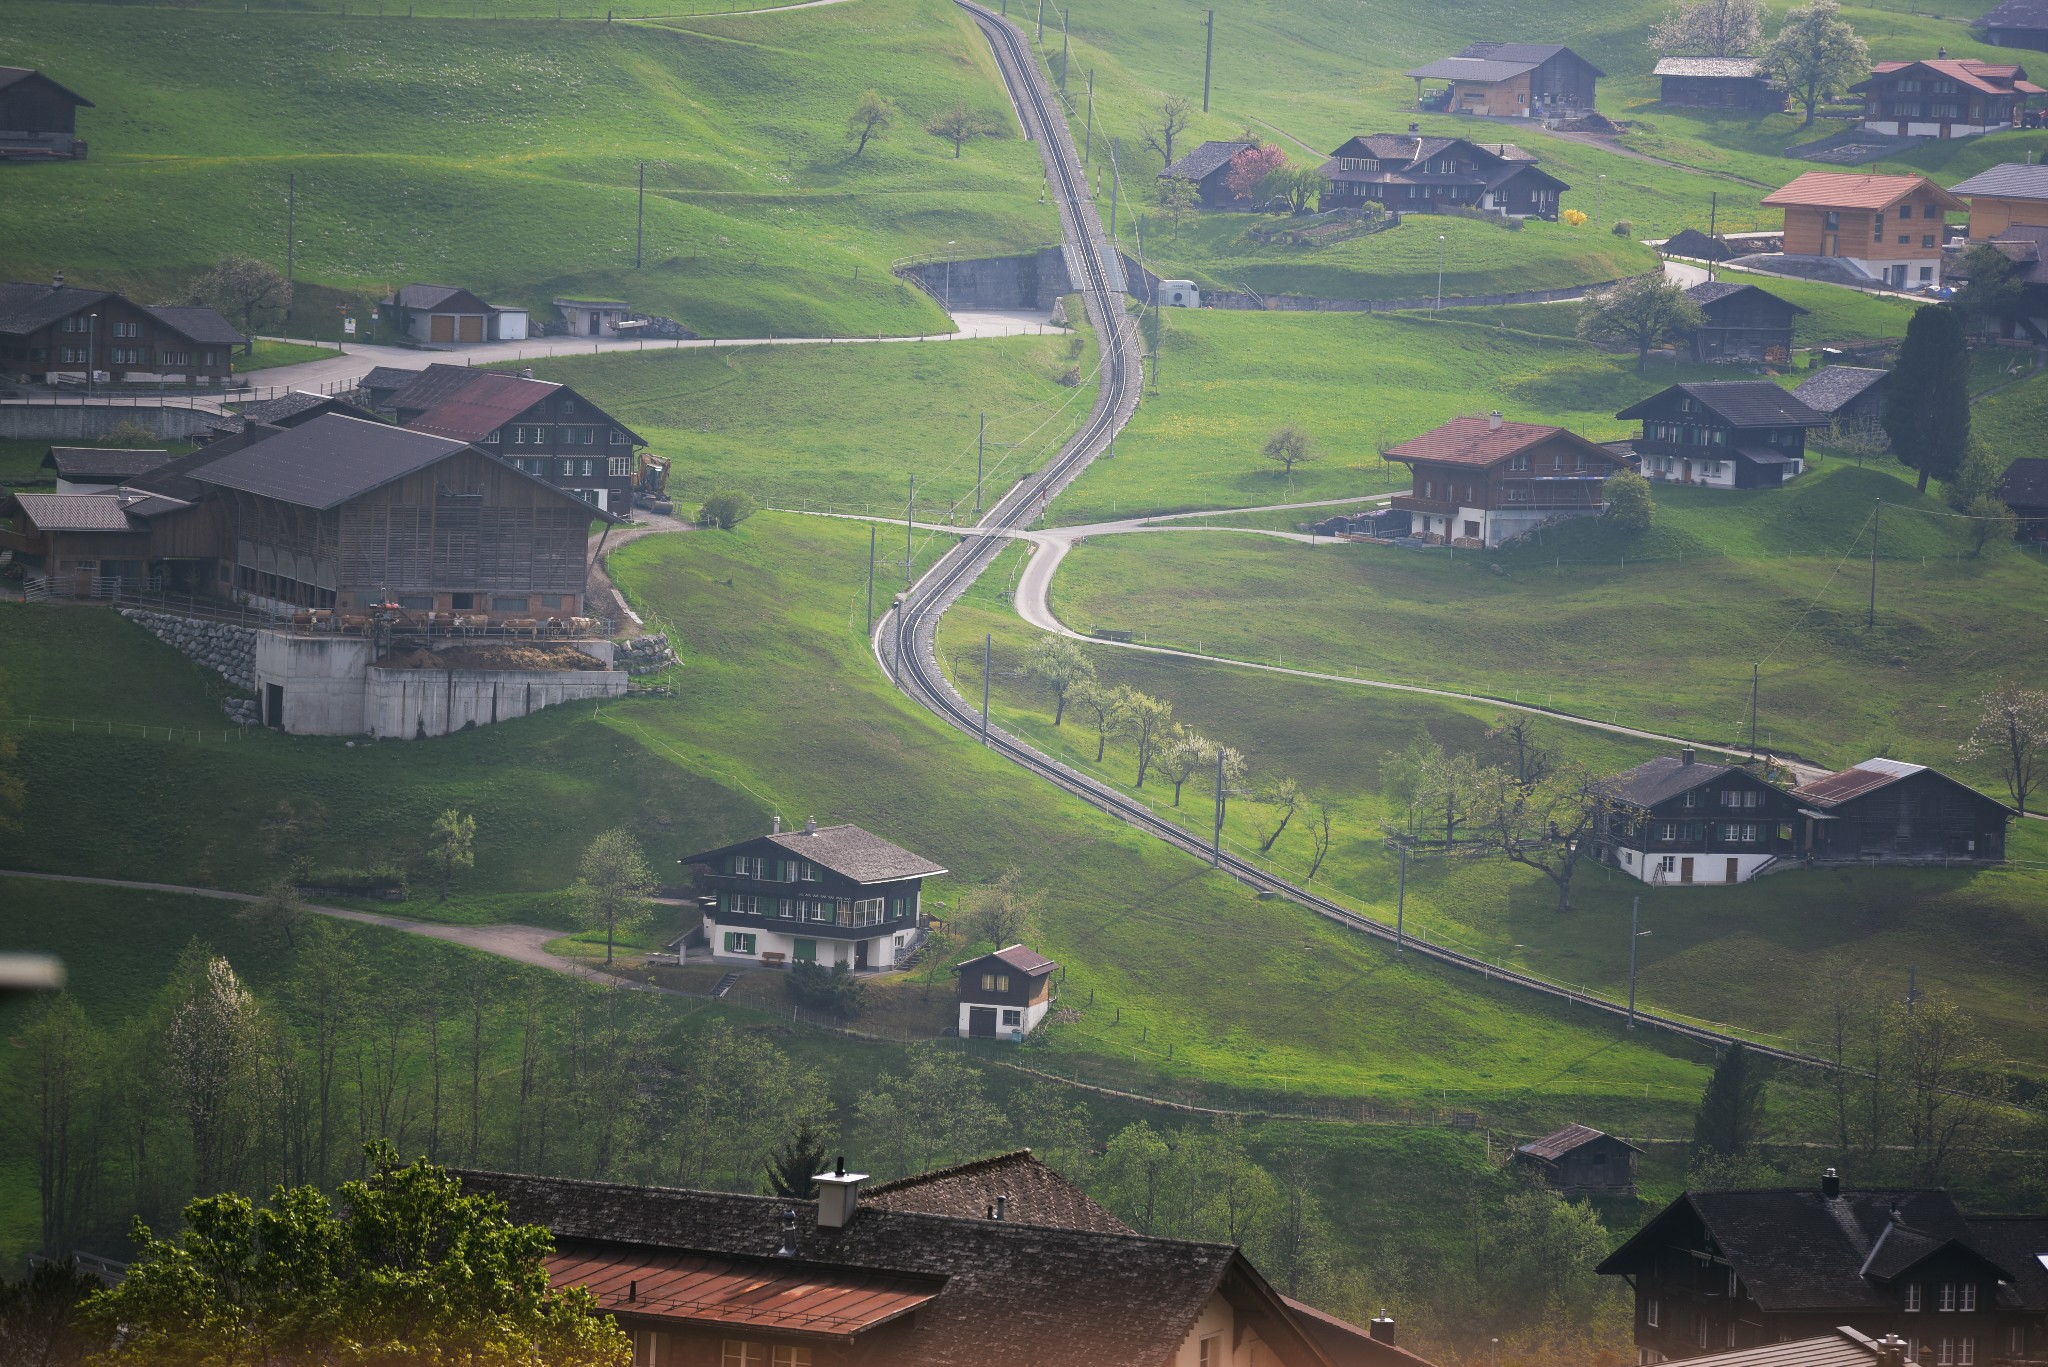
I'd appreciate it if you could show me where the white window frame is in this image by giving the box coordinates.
[1941,1283,1957,1313]
[771,1349,811,1367]
[722,931,756,954]
[1907,1283,1923,1312]
[852,897,885,928]
[1001,1007,1023,1027]
[1960,1284,1976,1313]
[1199,1335,1224,1367]
[722,1343,764,1367]
[560,459,575,477]
[1958,1338,1974,1366]
[609,455,630,478]
[1646,1298,1661,1329]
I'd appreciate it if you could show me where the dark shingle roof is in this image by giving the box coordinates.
[1616,382,1828,428]
[42,447,170,479]
[189,414,473,510]
[1407,43,1603,81]
[0,281,113,336]
[127,427,284,502]
[776,824,947,881]
[1792,366,1889,414]
[1999,456,2048,507]
[7,492,149,533]
[1159,139,1254,181]
[1983,0,2048,29]
[1967,1216,2048,1312]
[385,283,496,312]
[1654,57,1767,78]
[1687,280,1807,314]
[451,1169,1272,1367]
[864,1151,1130,1234]
[229,391,383,427]
[1516,1123,1643,1161]
[987,944,1056,975]
[357,364,426,394]
[1663,227,1739,261]
[0,67,93,106]
[142,304,244,346]
[1950,163,2048,201]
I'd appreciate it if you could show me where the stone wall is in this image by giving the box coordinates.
[617,632,676,675]
[0,404,225,440]
[897,248,1073,312]
[1118,252,1648,313]
[121,609,258,685]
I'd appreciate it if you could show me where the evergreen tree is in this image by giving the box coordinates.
[763,1120,831,1200]
[1883,306,1971,495]
[1692,1042,1770,1156]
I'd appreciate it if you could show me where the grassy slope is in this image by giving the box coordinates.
[0,0,1054,339]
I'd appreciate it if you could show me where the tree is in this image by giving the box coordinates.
[1094,1121,1172,1233]
[86,1143,629,1366]
[783,961,867,1018]
[1693,1042,1770,1156]
[1157,175,1199,240]
[697,490,758,529]
[1963,494,2012,556]
[1486,713,1554,786]
[1304,799,1336,881]
[763,1120,832,1199]
[1010,1082,1093,1177]
[1649,0,1764,55]
[570,828,655,967]
[0,1259,106,1367]
[1111,687,1175,787]
[165,953,264,1195]
[1263,162,1323,214]
[427,808,474,903]
[1898,990,2008,1181]
[238,878,309,949]
[1470,762,1608,912]
[1071,680,1117,761]
[1225,143,1287,202]
[958,867,1043,949]
[1950,242,2025,335]
[1763,0,1869,126]
[1959,679,2048,815]
[846,89,898,157]
[1158,730,1243,807]
[189,256,290,357]
[1260,425,1316,475]
[0,670,22,834]
[854,1049,1007,1175]
[1140,93,1194,170]
[1603,466,1657,532]
[1943,436,2005,511]
[1256,775,1303,853]
[8,996,100,1259]
[926,103,998,159]
[1415,748,1483,845]
[1885,305,1971,495]
[1576,275,1705,374]
[1026,634,1095,726]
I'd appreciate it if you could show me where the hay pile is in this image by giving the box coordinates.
[374,643,607,672]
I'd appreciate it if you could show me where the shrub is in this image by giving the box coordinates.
[1604,467,1656,532]
[697,491,758,530]
[783,960,867,1018]
[103,419,162,447]
[1561,208,1589,227]
[297,864,409,898]
[1612,219,1634,237]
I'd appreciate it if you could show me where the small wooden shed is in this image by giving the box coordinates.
[1514,1124,1641,1195]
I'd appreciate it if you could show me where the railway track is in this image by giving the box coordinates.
[879,0,1839,1077]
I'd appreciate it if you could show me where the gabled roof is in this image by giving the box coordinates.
[5,492,152,533]
[1285,1298,1439,1367]
[142,304,244,347]
[1407,43,1602,82]
[1989,223,2048,284]
[1999,455,2048,507]
[1159,139,1254,181]
[127,426,286,502]
[957,944,1058,976]
[1384,416,1615,469]
[864,1150,1129,1234]
[1790,757,2013,814]
[1792,366,1889,414]
[686,823,948,884]
[546,1242,942,1339]
[1603,754,1757,809]
[405,370,558,442]
[1516,1123,1644,1161]
[357,364,428,394]
[0,281,115,336]
[387,361,481,413]
[452,1169,1330,1367]
[41,447,170,479]
[1616,382,1829,429]
[1950,162,2048,202]
[1687,279,1809,313]
[384,282,497,313]
[1853,58,2042,97]
[1761,171,1967,213]
[1655,56,1768,78]
[1661,1327,1923,1367]
[0,67,94,107]
[1663,227,1739,261]
[187,414,473,510]
[228,391,383,428]
[1966,1216,2048,1312]
[1983,0,2048,29]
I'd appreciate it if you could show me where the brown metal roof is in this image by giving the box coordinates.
[865,1150,1129,1235]
[1516,1123,1642,1161]
[1857,58,2042,97]
[1663,1327,1919,1367]
[1762,172,1966,213]
[1384,416,1605,469]
[406,370,559,442]
[548,1242,941,1340]
[1790,758,1924,806]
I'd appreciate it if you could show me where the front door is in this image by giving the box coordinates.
[793,938,816,964]
[1680,856,1695,884]
[1681,459,1693,483]
[1726,857,1739,883]
[264,682,284,729]
[854,940,869,970]
[968,1006,997,1038]
[588,312,601,336]
[430,314,455,343]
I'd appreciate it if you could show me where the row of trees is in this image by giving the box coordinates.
[1649,0,1868,126]
[844,89,1005,160]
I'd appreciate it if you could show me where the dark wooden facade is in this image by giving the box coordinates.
[1983,0,2048,51]
[1512,1126,1640,1196]
[1655,62,1788,111]
[1386,417,1627,548]
[0,282,240,386]
[0,67,92,159]
[694,836,925,966]
[1598,755,1802,885]
[1791,763,2011,863]
[1616,384,1827,490]
[1157,140,1257,209]
[1850,58,2040,138]
[1320,135,1567,220]
[395,367,642,516]
[1686,283,1806,363]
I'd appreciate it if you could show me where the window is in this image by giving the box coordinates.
[1960,1284,1976,1313]
[724,893,759,917]
[1907,1283,1923,1312]
[777,898,794,918]
[62,316,83,333]
[1656,823,1679,842]
[610,428,627,444]
[540,595,562,609]
[1898,235,1912,245]
[852,897,885,927]
[399,595,434,610]
[1001,1008,1023,1026]
[771,1350,811,1367]
[560,459,575,477]
[580,459,595,478]
[1657,855,1677,873]
[1824,211,1841,231]
[1919,266,1934,282]
[980,972,1012,992]
[892,896,907,920]
[481,429,500,444]
[1722,823,1757,842]
[113,321,139,338]
[1874,214,1885,240]
[492,596,529,612]
[1939,1338,1955,1366]
[1646,1298,1662,1329]
[113,348,143,366]
[722,1343,765,1367]
[722,932,756,954]
[632,1328,659,1367]
[1200,1335,1225,1367]
[1958,1338,1974,1366]
[1683,791,1698,808]
[800,861,818,881]
[609,455,630,478]
[1728,1267,1740,1298]
[1941,1283,1957,1313]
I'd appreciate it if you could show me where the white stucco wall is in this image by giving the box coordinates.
[1615,845,1780,885]
[955,995,1050,1039]
[703,919,901,970]
[1168,1292,1272,1367]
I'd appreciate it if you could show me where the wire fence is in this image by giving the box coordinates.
[3,715,255,745]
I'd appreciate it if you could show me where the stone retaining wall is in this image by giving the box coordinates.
[617,632,676,675]
[0,404,225,440]
[120,609,258,686]
[898,248,1073,312]
[1118,252,1647,313]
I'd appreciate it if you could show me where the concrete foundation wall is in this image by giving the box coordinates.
[256,633,373,736]
[365,666,624,739]
[0,404,225,440]
[898,248,1073,311]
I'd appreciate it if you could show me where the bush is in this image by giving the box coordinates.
[103,419,162,448]
[1612,219,1634,237]
[697,491,758,530]
[296,864,409,898]
[1604,467,1656,533]
[1561,208,1589,227]
[783,960,867,1018]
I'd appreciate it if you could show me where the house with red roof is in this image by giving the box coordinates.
[1789,758,2013,864]
[1382,412,1629,549]
[1850,54,2041,138]
[1759,172,1968,289]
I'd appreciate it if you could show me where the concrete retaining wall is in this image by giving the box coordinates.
[0,404,225,440]
[898,248,1073,311]
[1118,252,1646,313]
[366,666,626,740]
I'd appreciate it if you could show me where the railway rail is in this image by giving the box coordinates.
[878,0,1843,1077]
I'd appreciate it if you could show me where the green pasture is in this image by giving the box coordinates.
[239,339,340,371]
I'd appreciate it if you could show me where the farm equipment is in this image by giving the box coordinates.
[635,454,674,515]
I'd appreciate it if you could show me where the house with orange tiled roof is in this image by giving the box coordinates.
[1383,411,1629,548]
[1759,171,1968,289]
[1850,53,2041,138]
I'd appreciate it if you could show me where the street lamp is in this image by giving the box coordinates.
[1436,234,1447,310]
[86,311,98,395]
[1596,172,1606,223]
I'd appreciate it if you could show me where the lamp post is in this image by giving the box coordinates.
[1435,235,1446,310]
[1596,172,1606,223]
[87,311,98,394]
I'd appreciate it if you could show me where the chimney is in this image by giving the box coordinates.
[1822,1167,1841,1199]
[1937,45,1948,58]
[1681,746,1696,766]
[1876,1334,1909,1367]
[1370,1312,1397,1346]
[1488,410,1503,431]
[627,1279,638,1303]
[804,816,818,835]
[522,367,535,379]
[994,1195,1009,1221]
[51,270,64,290]
[772,814,782,834]
[813,1155,868,1229]
[776,1207,800,1257]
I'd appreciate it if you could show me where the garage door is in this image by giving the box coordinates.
[458,315,484,343]
[968,1006,997,1038]
[430,314,455,343]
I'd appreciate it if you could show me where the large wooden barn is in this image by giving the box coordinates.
[0,66,93,159]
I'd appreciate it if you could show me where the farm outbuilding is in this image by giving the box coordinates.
[1514,1124,1641,1195]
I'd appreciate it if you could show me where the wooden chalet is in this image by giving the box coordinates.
[687,818,946,973]
[1792,366,1891,442]
[391,363,643,516]
[1789,758,2012,864]
[1850,56,2041,139]
[40,446,170,495]
[1405,43,1602,119]
[1654,57,1786,111]
[1950,162,2048,238]
[1599,1172,2048,1363]
[955,944,1057,1040]
[1998,456,2048,539]
[1982,0,2048,51]
[1615,382,1828,489]
[0,66,92,160]
[1513,1124,1641,1195]
[1760,172,1968,290]
[457,1153,1394,1367]
[1156,139,1257,209]
[0,276,242,386]
[1597,749,1801,886]
[1385,413,1626,548]
[380,284,525,344]
[0,489,215,597]
[1969,223,2048,342]
[356,364,429,413]
[1319,133,1568,220]
[1684,281,1807,363]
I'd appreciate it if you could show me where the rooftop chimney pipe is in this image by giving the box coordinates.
[813,1162,868,1229]
[1488,410,1503,431]
[776,1207,800,1257]
[1370,1313,1397,1345]
[1681,746,1696,766]
[1408,122,1420,134]
[804,817,818,835]
[1877,1334,1909,1367]
[51,271,64,290]
[522,367,535,379]
[1822,1167,1841,1199]
[772,814,782,834]
[995,1195,1009,1221]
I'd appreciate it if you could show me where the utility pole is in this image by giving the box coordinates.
[866,525,876,634]
[1867,498,1881,628]
[635,161,645,269]
[1108,138,1121,252]
[976,412,986,518]
[1085,69,1094,166]
[1211,749,1226,866]
[1035,0,1043,41]
[1907,964,1919,1013]
[286,172,297,326]
[1627,896,1647,1030]
[982,634,992,744]
[1749,662,1759,756]
[1708,191,1720,281]
[906,475,915,585]
[1202,8,1214,111]
[1395,841,1408,955]
[1060,8,1069,92]
[891,595,905,685]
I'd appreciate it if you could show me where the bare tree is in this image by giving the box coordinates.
[959,868,1044,949]
[1471,762,1609,912]
[1305,800,1336,881]
[846,89,898,157]
[238,879,309,949]
[570,828,655,967]
[1485,712,1554,786]
[1899,991,2009,1181]
[1112,688,1175,787]
[1958,679,2048,815]
[1026,634,1095,726]
[926,104,999,158]
[1260,425,1316,475]
[1257,776,1303,853]
[1649,0,1764,55]
[1140,94,1195,169]
[9,995,100,1258]
[189,256,290,356]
